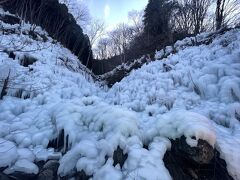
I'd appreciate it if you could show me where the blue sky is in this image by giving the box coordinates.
[80,0,148,30]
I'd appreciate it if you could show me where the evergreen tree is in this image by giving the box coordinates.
[143,0,176,36]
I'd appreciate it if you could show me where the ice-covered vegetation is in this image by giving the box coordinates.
[106,29,240,179]
[0,14,240,179]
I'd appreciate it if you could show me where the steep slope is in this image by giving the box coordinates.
[0,11,240,179]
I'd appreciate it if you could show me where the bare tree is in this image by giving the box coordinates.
[128,10,144,34]
[60,0,90,28]
[96,38,109,59]
[94,22,136,60]
[216,0,226,29]
[110,24,134,53]
[190,0,212,34]
[216,0,240,29]
[172,0,195,34]
[171,0,211,34]
[107,38,119,57]
[86,18,106,46]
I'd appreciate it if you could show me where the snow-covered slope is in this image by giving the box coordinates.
[0,13,240,179]
[107,28,240,179]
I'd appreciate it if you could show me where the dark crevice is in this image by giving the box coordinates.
[113,146,128,168]
[47,129,70,153]
[143,144,149,150]
[20,55,37,67]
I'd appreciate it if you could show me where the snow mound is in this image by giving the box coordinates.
[13,159,39,174]
[151,111,216,147]
[124,137,171,180]
[0,139,18,167]
[56,101,139,176]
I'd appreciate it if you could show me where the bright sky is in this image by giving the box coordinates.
[81,0,148,30]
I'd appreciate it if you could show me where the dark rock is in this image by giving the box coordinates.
[0,14,20,25]
[29,30,38,40]
[163,136,234,180]
[0,173,12,180]
[75,170,92,180]
[59,170,92,180]
[0,167,8,172]
[3,50,16,60]
[9,51,16,60]
[8,172,37,180]
[37,160,59,180]
[113,146,128,168]
[42,160,59,174]
[104,69,129,87]
[235,111,240,121]
[39,34,48,42]
[98,56,150,87]
[20,55,37,67]
[35,161,46,171]
[172,136,214,165]
[37,170,54,180]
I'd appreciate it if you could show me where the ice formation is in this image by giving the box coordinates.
[0,11,240,179]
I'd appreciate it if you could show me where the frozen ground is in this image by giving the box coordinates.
[0,13,240,179]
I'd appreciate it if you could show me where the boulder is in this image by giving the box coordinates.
[37,160,59,180]
[172,136,214,165]
[163,136,234,180]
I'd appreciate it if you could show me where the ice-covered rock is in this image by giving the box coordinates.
[0,139,18,168]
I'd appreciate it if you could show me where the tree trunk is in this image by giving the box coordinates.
[216,0,225,30]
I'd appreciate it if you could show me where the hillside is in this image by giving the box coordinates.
[1,0,93,69]
[0,10,240,180]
